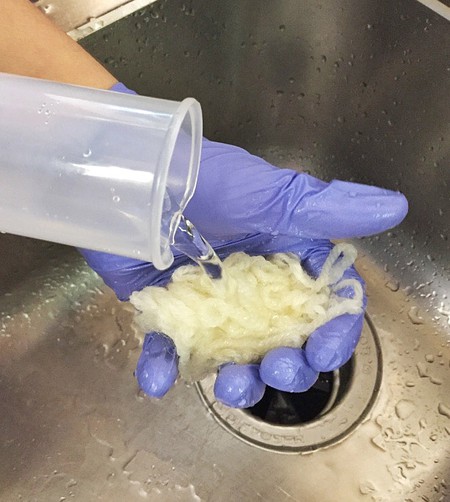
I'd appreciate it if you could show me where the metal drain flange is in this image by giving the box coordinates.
[196,316,382,454]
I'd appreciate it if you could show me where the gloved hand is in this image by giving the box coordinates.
[80,83,408,408]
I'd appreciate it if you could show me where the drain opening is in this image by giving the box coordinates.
[245,358,354,425]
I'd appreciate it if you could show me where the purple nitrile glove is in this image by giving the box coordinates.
[80,83,408,408]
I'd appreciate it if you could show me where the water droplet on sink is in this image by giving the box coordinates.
[408,306,424,324]
[438,403,450,419]
[395,399,415,419]
[416,362,428,378]
[359,480,377,495]
[83,149,92,158]
[403,285,413,296]
[385,279,400,292]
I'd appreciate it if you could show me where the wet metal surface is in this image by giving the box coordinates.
[2,0,449,500]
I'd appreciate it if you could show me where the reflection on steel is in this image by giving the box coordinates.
[415,0,450,20]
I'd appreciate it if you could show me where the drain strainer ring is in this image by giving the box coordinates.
[195,315,382,454]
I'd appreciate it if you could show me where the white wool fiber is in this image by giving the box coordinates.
[130,243,363,381]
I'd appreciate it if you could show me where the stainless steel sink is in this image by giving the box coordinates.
[1,1,449,500]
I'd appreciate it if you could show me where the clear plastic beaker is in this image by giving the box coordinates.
[0,73,202,269]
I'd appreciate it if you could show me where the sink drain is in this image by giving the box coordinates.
[195,315,382,453]
[245,362,352,426]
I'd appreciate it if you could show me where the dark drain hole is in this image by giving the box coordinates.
[245,358,354,425]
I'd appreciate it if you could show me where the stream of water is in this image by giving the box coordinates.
[172,215,223,279]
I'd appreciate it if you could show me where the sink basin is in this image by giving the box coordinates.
[1,1,449,500]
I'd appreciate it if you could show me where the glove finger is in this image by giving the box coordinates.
[275,241,366,374]
[279,179,408,240]
[214,363,266,408]
[186,140,408,241]
[305,313,364,372]
[135,332,179,398]
[260,347,319,392]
